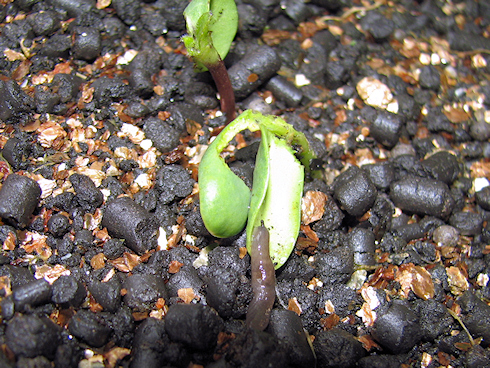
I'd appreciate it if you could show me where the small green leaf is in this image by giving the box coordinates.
[208,0,238,60]
[183,0,237,71]
[199,142,250,238]
[183,0,210,36]
[198,114,260,238]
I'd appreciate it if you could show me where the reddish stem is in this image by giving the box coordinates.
[208,61,236,124]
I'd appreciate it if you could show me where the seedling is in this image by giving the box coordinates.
[198,110,315,269]
[182,0,238,123]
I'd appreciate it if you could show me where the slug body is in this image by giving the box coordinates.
[246,226,276,331]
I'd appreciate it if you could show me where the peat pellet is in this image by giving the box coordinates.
[466,345,490,368]
[361,162,395,190]
[358,355,404,368]
[71,27,101,61]
[421,151,460,185]
[123,273,167,311]
[347,228,376,253]
[2,137,30,170]
[267,309,316,368]
[166,265,204,300]
[6,314,60,359]
[103,238,126,259]
[392,223,425,242]
[204,268,250,319]
[0,264,35,289]
[281,0,312,24]
[390,176,455,219]
[226,329,287,368]
[360,10,394,41]
[333,166,377,217]
[127,68,153,98]
[317,284,362,319]
[17,356,52,367]
[12,278,52,312]
[88,277,121,312]
[51,275,86,308]
[1,297,14,320]
[143,116,182,153]
[130,317,176,368]
[69,173,103,213]
[311,194,344,233]
[74,229,93,248]
[68,309,111,348]
[347,228,376,266]
[417,299,453,341]
[313,329,366,368]
[0,174,41,228]
[47,213,71,237]
[228,45,281,100]
[265,75,303,107]
[475,186,490,211]
[457,291,490,347]
[155,164,195,204]
[49,0,95,17]
[0,79,34,123]
[419,65,441,91]
[313,247,354,285]
[102,197,159,254]
[449,211,483,236]
[28,10,61,37]
[470,119,490,141]
[164,304,223,351]
[370,111,404,148]
[372,302,421,353]
[130,319,164,367]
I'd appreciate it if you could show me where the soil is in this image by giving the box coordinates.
[0,0,490,367]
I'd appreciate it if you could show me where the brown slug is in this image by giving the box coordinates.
[245,225,276,331]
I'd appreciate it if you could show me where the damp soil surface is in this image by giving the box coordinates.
[1,0,490,367]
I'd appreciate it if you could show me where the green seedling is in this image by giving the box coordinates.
[198,110,315,269]
[182,0,238,123]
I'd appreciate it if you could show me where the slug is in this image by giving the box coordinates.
[246,225,276,331]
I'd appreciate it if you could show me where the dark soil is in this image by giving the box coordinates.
[0,0,490,367]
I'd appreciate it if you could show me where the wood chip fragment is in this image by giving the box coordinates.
[90,253,106,270]
[395,263,435,300]
[301,190,328,225]
[168,260,184,274]
[320,314,340,330]
[288,297,302,315]
[446,266,469,295]
[104,347,131,368]
[2,231,16,251]
[356,302,377,327]
[21,232,52,260]
[37,121,67,149]
[0,276,12,296]
[324,299,335,314]
[358,334,381,351]
[239,247,248,259]
[356,76,396,110]
[109,252,141,273]
[178,288,200,304]
[34,264,70,284]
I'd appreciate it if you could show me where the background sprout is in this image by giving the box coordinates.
[182,0,238,123]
